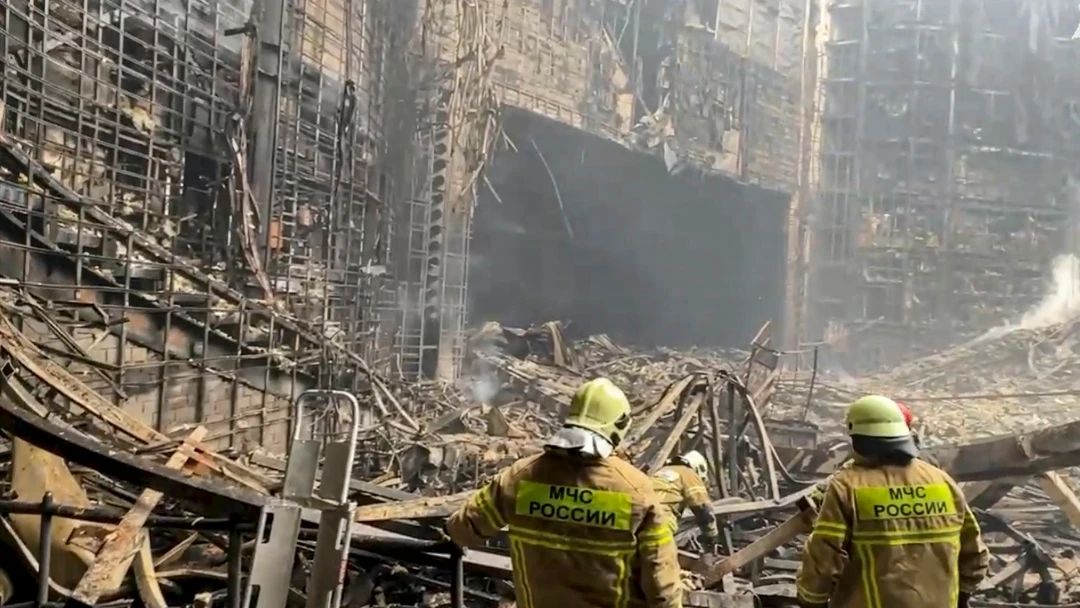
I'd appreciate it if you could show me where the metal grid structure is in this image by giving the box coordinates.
[0,0,419,449]
[267,0,388,381]
[669,29,802,192]
[808,0,1080,368]
[393,87,472,382]
[392,0,497,382]
[396,110,448,380]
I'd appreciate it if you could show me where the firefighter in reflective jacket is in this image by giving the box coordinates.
[808,401,919,506]
[652,451,720,548]
[796,395,989,608]
[446,377,683,608]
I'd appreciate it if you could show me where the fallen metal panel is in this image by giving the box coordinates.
[0,384,265,518]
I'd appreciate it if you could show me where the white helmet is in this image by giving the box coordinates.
[680,450,708,478]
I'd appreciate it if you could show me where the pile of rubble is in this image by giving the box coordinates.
[865,320,1080,441]
[454,320,1080,607]
[754,319,1080,443]
[6,315,1080,608]
[774,320,1080,444]
[0,310,481,607]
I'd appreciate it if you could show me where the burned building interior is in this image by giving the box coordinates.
[809,0,1080,370]
[470,107,789,348]
[0,0,1079,605]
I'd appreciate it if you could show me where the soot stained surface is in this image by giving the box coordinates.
[469,108,789,348]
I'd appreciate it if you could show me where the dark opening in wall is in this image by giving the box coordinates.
[469,107,789,348]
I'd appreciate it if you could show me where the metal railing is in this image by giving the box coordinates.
[0,494,467,608]
[0,493,249,608]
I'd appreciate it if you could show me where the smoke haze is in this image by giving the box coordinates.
[976,253,1080,342]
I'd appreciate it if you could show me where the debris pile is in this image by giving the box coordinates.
[6,314,1080,607]
[864,321,1080,440]
[755,319,1080,444]
[0,294,498,608]
[461,321,1080,607]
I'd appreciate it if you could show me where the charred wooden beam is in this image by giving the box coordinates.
[701,505,816,586]
[644,392,704,473]
[353,493,471,523]
[69,427,209,606]
[966,479,1021,510]
[930,418,1080,481]
[0,372,264,517]
[783,416,1080,482]
[625,375,702,452]
[1035,472,1080,530]
[340,521,512,578]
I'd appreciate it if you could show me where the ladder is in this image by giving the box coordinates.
[244,390,361,608]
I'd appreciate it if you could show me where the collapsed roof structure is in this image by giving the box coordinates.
[2,0,1080,605]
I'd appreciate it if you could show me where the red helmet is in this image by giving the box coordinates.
[895,401,914,428]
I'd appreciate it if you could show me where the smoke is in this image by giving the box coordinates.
[1018,254,1080,330]
[976,254,1080,342]
[468,372,500,405]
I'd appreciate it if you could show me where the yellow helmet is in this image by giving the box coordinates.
[845,395,911,438]
[565,378,632,447]
[680,450,708,478]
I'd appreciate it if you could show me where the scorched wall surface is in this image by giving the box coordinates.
[0,0,418,450]
[807,0,1080,371]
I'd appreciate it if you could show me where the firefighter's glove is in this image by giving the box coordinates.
[958,592,971,608]
[699,533,720,554]
[437,523,454,545]
[438,522,469,556]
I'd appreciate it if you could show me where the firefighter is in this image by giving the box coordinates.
[808,399,918,505]
[796,395,989,608]
[894,400,925,449]
[652,450,720,549]
[446,377,683,608]
[895,400,914,427]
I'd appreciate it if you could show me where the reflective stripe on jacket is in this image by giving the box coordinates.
[651,464,718,538]
[796,457,989,608]
[447,450,683,608]
[809,449,941,506]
